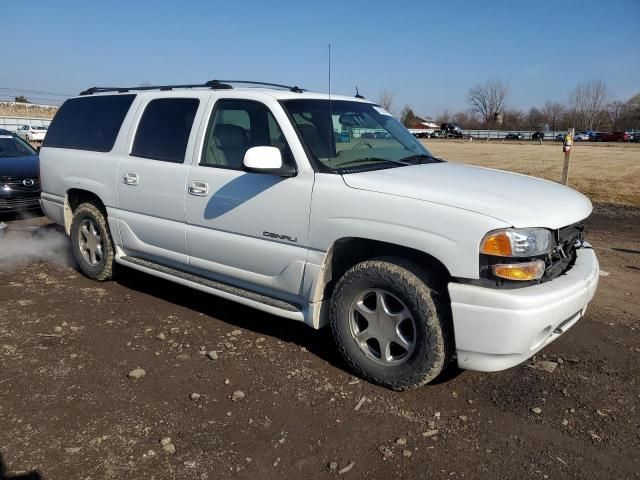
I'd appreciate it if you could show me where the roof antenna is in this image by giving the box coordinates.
[355,86,365,99]
[328,43,333,169]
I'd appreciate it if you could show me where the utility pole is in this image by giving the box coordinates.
[561,128,574,186]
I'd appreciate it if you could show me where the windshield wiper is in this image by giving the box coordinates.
[336,157,412,168]
[398,153,442,164]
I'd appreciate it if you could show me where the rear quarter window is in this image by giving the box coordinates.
[43,95,136,152]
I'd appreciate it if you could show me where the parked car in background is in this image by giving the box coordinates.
[601,131,630,142]
[15,125,48,142]
[629,133,640,143]
[439,122,464,138]
[590,132,604,142]
[505,133,524,140]
[585,131,598,140]
[531,131,544,141]
[374,131,392,139]
[0,129,41,214]
[362,131,392,139]
[574,132,590,141]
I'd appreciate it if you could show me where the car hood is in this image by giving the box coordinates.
[0,155,40,178]
[342,162,592,229]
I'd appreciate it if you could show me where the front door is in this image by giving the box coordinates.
[185,98,313,298]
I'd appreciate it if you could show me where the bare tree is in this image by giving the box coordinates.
[503,109,525,130]
[568,80,608,130]
[436,109,454,124]
[541,101,565,131]
[466,78,508,124]
[377,89,394,112]
[399,105,417,128]
[624,92,640,130]
[606,101,626,131]
[454,111,481,129]
[527,107,545,130]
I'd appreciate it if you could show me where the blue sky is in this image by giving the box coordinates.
[2,0,638,117]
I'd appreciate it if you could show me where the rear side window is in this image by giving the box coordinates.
[43,95,135,152]
[131,98,199,163]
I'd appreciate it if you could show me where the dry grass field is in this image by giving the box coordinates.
[424,140,640,207]
[0,101,58,119]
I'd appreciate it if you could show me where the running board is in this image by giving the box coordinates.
[116,255,304,321]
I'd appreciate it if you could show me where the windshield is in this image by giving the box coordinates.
[281,100,438,172]
[0,134,37,158]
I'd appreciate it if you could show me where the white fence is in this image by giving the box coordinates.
[461,130,565,140]
[0,116,52,133]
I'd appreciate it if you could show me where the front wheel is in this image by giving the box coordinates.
[330,258,453,390]
[70,202,115,281]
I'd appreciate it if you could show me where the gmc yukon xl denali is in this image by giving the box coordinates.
[39,80,599,390]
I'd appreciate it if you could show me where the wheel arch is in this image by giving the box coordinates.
[64,188,107,235]
[311,236,452,305]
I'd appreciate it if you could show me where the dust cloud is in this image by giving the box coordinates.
[0,224,73,268]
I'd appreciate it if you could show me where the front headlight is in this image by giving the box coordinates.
[480,228,554,257]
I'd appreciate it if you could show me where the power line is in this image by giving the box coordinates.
[0,87,74,98]
[0,95,61,105]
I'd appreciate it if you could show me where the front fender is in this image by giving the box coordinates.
[309,174,509,279]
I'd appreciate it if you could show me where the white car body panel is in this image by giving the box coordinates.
[183,93,315,298]
[342,162,593,229]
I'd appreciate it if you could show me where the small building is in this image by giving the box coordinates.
[408,116,439,130]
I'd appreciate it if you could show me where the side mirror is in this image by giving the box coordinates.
[243,146,295,177]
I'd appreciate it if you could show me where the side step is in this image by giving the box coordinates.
[116,255,304,321]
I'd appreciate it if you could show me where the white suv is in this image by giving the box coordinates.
[39,80,599,390]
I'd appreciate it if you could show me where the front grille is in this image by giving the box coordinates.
[0,176,41,192]
[543,223,584,280]
[0,196,41,211]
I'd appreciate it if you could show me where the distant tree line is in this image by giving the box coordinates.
[381,79,640,132]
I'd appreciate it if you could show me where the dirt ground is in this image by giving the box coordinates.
[0,205,639,479]
[425,140,640,207]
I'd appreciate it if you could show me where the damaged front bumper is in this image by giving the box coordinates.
[448,243,599,372]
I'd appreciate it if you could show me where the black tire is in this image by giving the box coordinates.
[70,202,114,281]
[330,257,453,390]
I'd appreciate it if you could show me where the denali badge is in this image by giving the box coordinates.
[263,231,298,243]
[23,179,35,187]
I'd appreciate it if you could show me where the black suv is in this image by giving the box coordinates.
[0,129,41,214]
[505,133,524,140]
[532,131,545,140]
[440,123,464,138]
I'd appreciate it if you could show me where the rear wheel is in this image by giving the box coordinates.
[330,257,453,390]
[70,202,114,281]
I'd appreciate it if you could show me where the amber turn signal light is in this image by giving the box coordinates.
[480,232,513,256]
[493,260,545,281]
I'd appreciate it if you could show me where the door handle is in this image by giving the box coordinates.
[123,172,139,186]
[188,181,209,196]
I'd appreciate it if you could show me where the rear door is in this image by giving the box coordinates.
[117,94,207,266]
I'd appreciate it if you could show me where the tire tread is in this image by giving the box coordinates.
[330,257,453,390]
[71,202,114,282]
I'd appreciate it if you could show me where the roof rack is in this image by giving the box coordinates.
[79,80,305,96]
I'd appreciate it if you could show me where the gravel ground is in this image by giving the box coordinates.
[0,206,638,479]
